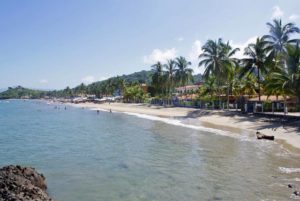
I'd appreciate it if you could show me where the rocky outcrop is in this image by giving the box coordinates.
[0,165,53,201]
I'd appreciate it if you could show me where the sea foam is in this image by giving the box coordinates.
[278,167,300,174]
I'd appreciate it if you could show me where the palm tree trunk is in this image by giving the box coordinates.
[258,67,261,102]
[227,82,230,110]
[284,96,287,115]
[217,72,221,109]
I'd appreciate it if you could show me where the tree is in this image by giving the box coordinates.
[123,84,147,103]
[199,39,239,108]
[221,41,240,109]
[151,62,165,95]
[175,56,193,88]
[264,19,300,56]
[240,37,270,101]
[165,59,177,96]
[200,75,217,108]
[266,43,300,106]
[175,57,193,101]
[285,43,300,102]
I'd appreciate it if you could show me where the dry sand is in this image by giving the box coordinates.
[71,102,300,152]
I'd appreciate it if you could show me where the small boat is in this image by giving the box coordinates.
[256,131,275,141]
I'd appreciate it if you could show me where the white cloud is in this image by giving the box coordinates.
[272,6,284,19]
[177,37,184,42]
[81,75,95,84]
[289,14,299,21]
[188,40,203,74]
[39,79,48,84]
[230,36,257,59]
[143,48,177,64]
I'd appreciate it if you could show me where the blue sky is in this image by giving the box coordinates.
[0,0,299,89]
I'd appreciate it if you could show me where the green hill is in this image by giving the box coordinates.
[0,71,203,99]
[0,86,46,99]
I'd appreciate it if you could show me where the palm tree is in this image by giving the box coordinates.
[151,61,165,95]
[175,56,193,86]
[266,43,300,110]
[175,56,193,98]
[199,38,239,108]
[264,19,300,56]
[201,75,217,109]
[285,43,300,102]
[222,41,240,109]
[199,39,224,79]
[165,59,177,95]
[240,37,270,101]
[240,74,258,97]
[199,39,223,107]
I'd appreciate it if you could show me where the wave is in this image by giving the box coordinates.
[122,112,247,139]
[278,167,300,174]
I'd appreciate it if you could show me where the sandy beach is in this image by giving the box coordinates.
[69,102,300,152]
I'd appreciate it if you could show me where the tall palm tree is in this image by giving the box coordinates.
[285,43,300,102]
[199,39,224,107]
[266,43,300,106]
[175,56,193,92]
[151,61,165,95]
[198,39,224,79]
[240,37,271,101]
[264,19,300,56]
[165,59,177,95]
[222,41,240,109]
[175,57,193,101]
[199,38,239,108]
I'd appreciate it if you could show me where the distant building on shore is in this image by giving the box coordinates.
[175,82,203,94]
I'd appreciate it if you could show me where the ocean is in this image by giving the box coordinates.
[0,100,300,201]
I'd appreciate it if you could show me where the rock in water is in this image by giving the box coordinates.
[0,165,53,201]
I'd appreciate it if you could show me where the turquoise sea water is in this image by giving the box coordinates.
[0,100,300,201]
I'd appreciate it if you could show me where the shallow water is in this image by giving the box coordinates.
[0,100,300,201]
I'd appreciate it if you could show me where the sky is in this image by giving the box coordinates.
[0,0,299,90]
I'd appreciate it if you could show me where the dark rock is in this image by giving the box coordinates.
[288,184,294,188]
[294,191,300,196]
[0,165,53,201]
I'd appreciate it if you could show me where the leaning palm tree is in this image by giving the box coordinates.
[264,19,300,57]
[240,37,271,101]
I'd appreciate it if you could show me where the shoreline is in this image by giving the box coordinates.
[68,102,300,153]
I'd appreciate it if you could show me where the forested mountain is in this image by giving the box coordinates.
[0,70,203,99]
[0,86,46,99]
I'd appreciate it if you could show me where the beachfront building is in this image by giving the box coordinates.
[175,83,203,94]
[246,95,298,114]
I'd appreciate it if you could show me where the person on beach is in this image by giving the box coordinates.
[110,109,112,113]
